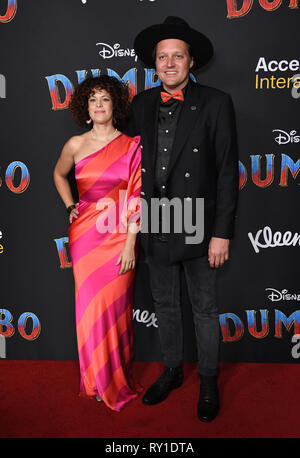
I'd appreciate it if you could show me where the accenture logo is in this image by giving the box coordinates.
[96,43,137,61]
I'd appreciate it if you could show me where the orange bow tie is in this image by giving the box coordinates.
[160,90,184,103]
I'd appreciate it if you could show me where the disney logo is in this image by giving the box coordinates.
[96,42,137,60]
[273,129,300,144]
[266,288,300,302]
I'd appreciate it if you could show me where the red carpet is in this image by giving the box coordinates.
[0,361,299,438]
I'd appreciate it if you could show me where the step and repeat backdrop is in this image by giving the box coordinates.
[1,0,300,363]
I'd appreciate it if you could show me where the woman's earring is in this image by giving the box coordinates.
[86,118,92,124]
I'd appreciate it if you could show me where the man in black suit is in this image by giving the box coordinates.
[127,17,238,422]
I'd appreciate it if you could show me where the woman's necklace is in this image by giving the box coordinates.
[90,128,118,142]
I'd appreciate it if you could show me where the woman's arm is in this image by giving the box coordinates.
[116,222,139,274]
[116,140,142,275]
[53,136,80,221]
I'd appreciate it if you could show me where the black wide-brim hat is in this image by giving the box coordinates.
[134,16,213,70]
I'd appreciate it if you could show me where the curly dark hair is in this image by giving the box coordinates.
[69,75,130,130]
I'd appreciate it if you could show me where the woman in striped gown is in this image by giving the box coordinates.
[53,76,141,411]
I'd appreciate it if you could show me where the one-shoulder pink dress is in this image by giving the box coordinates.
[68,134,141,411]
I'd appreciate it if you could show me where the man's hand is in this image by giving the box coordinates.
[208,237,230,268]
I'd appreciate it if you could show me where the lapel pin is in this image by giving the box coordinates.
[191,106,197,111]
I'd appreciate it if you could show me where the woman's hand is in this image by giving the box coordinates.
[69,203,79,224]
[116,244,136,274]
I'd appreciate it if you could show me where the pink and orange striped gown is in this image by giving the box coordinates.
[68,134,141,411]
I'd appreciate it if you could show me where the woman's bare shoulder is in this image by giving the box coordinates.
[66,134,85,149]
[63,133,88,156]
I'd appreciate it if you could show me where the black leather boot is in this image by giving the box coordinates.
[197,375,219,422]
[142,366,184,405]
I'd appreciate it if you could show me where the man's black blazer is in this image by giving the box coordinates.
[125,79,239,263]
